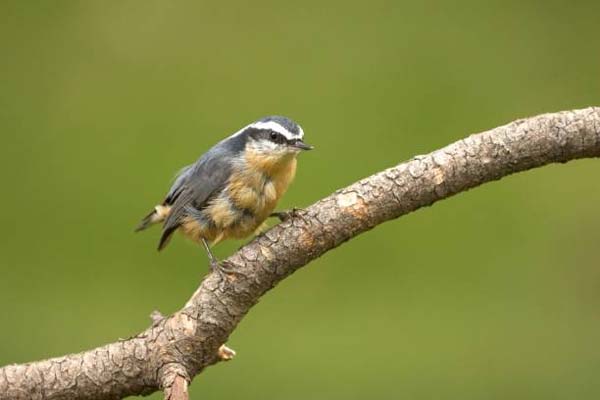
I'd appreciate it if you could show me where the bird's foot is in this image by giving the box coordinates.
[209,259,237,277]
[218,344,236,361]
[270,207,307,223]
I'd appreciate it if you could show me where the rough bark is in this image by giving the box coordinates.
[1,107,599,400]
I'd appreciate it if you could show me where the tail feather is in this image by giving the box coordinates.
[135,210,157,232]
[135,205,171,232]
[158,225,178,251]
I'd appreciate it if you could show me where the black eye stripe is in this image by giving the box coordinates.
[267,130,286,143]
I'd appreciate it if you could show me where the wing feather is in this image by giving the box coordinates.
[158,147,235,250]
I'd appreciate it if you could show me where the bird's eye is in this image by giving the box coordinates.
[270,132,278,140]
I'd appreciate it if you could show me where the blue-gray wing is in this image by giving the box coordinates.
[158,148,233,250]
[164,165,194,205]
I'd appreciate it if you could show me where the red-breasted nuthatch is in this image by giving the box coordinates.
[135,116,312,271]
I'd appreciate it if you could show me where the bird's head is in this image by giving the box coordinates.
[244,116,313,159]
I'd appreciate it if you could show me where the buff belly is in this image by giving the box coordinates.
[180,155,297,246]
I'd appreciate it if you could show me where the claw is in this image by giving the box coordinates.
[209,259,220,272]
[209,259,239,281]
[271,207,308,224]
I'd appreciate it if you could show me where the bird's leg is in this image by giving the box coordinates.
[200,237,220,271]
[200,237,235,275]
[270,207,305,222]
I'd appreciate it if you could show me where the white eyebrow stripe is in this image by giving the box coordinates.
[230,125,251,138]
[250,121,303,140]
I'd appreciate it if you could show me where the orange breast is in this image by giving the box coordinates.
[229,152,297,221]
[179,151,298,246]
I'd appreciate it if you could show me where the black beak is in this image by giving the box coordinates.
[291,139,314,151]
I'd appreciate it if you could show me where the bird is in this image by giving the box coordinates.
[135,116,312,272]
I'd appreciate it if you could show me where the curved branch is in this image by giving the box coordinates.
[1,107,599,400]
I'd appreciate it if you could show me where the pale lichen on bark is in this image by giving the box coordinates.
[0,107,598,400]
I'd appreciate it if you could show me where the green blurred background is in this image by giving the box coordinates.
[1,1,599,399]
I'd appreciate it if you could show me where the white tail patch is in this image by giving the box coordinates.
[152,205,171,223]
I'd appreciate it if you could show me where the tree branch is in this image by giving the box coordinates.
[1,107,599,400]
